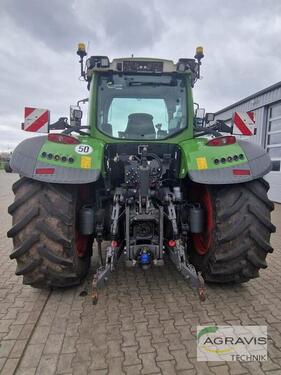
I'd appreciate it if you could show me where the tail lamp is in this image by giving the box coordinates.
[48,134,80,144]
[111,240,118,248]
[207,136,236,146]
[168,240,176,248]
[233,169,251,176]
[35,168,55,175]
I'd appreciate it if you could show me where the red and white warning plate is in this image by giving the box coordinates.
[23,107,50,133]
[232,111,256,136]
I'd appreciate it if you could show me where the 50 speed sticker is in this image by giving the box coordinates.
[75,144,93,155]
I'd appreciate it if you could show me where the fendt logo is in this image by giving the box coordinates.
[197,325,267,362]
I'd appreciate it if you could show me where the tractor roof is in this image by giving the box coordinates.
[111,57,176,73]
[76,44,204,86]
[86,56,198,77]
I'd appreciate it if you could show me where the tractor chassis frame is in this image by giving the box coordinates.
[91,193,206,304]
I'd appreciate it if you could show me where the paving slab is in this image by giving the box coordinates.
[0,171,281,374]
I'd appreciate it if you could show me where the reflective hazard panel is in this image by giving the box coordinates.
[80,156,92,169]
[196,157,208,170]
[232,111,256,136]
[23,107,50,133]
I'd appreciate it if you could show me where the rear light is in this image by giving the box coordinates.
[168,240,176,248]
[207,136,236,146]
[111,240,118,248]
[233,169,251,176]
[48,134,79,144]
[35,168,55,174]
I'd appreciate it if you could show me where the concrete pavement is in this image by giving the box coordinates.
[0,171,281,375]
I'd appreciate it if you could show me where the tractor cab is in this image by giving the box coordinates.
[79,46,204,142]
[95,72,187,140]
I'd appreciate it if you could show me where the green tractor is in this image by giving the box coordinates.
[7,45,275,301]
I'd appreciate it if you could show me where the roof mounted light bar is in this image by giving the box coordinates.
[118,60,164,73]
[79,45,204,87]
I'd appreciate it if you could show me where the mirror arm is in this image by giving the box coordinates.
[213,120,233,133]
[77,98,89,106]
[49,117,69,130]
[62,125,90,136]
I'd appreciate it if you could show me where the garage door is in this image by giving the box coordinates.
[265,102,281,203]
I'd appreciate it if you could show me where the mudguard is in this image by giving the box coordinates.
[184,139,271,184]
[10,136,103,184]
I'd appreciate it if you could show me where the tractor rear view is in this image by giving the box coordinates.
[7,45,275,301]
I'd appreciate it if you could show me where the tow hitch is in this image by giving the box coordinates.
[92,242,120,304]
[91,239,206,304]
[168,240,206,301]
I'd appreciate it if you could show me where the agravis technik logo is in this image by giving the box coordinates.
[197,325,267,362]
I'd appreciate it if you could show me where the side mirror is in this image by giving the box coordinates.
[194,108,205,126]
[70,105,83,127]
[205,113,215,123]
[195,108,205,119]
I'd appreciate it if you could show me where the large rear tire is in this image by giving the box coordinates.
[7,177,92,288]
[190,178,276,283]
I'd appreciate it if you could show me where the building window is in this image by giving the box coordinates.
[266,102,281,163]
[269,105,281,119]
[269,118,281,132]
[272,160,281,171]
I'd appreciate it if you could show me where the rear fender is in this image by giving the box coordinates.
[10,136,103,184]
[181,138,271,184]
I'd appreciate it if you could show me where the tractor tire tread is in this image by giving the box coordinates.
[7,207,39,238]
[38,245,73,266]
[244,181,274,211]
[8,184,41,214]
[10,233,40,259]
[249,229,273,253]
[193,178,274,284]
[8,177,90,288]
[217,192,247,220]
[36,220,71,247]
[16,258,42,275]
[40,194,72,224]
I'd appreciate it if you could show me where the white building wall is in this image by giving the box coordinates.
[215,83,281,203]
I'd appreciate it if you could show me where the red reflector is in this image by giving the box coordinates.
[207,136,236,146]
[168,240,176,248]
[111,240,118,248]
[233,169,251,175]
[35,168,55,174]
[48,133,79,144]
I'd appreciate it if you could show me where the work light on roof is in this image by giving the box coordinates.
[86,56,110,69]
[195,46,204,60]
[77,43,87,58]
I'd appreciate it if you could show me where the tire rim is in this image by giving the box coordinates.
[192,186,214,255]
[75,185,90,258]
